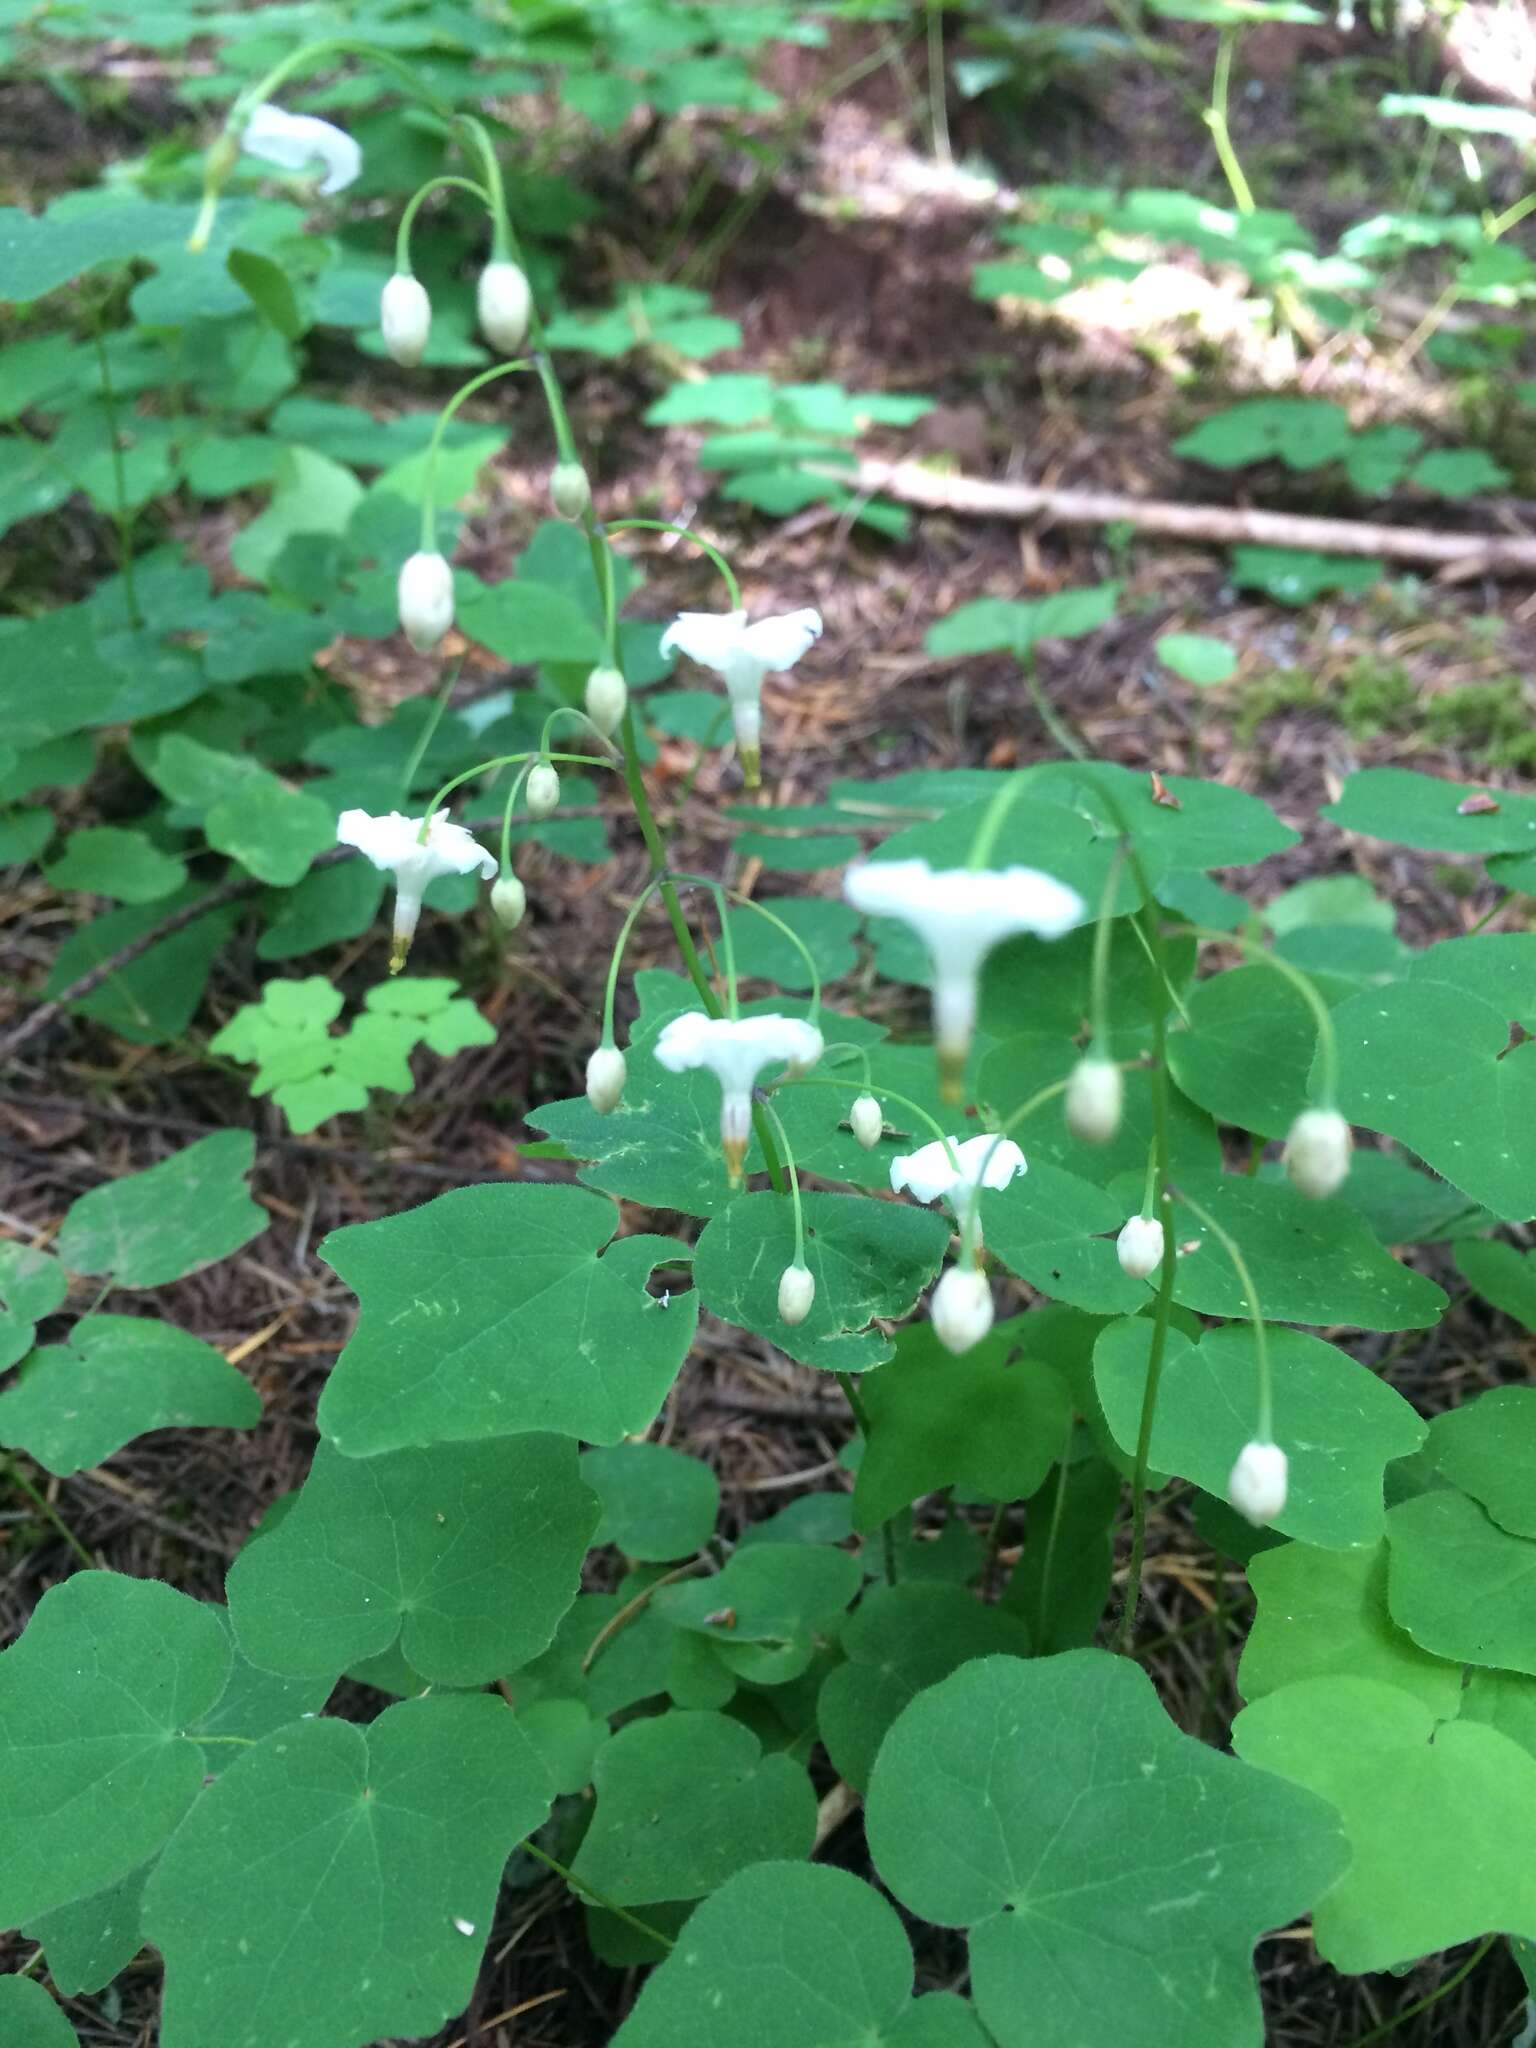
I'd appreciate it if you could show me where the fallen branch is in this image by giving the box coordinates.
[847,457,1536,576]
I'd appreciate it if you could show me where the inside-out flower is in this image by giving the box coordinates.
[337,808,496,971]
[659,607,822,786]
[843,859,1084,1099]
[890,1133,1025,1208]
[242,103,361,196]
[654,1011,824,1183]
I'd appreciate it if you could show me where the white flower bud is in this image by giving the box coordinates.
[1065,1056,1122,1145]
[550,462,591,520]
[778,1263,815,1326]
[525,762,560,818]
[1116,1214,1165,1280]
[1229,1440,1288,1526]
[1283,1107,1353,1201]
[849,1094,884,1149]
[586,1044,626,1115]
[477,259,531,354]
[380,272,431,367]
[584,665,627,736]
[490,875,526,929]
[397,551,454,653]
[930,1264,994,1356]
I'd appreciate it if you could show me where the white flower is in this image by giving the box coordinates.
[478,260,531,354]
[525,763,560,818]
[890,1133,1025,1207]
[242,103,361,196]
[659,607,821,784]
[1283,1108,1353,1201]
[380,273,431,367]
[654,1011,824,1183]
[778,1263,815,1326]
[397,551,454,653]
[337,808,495,970]
[586,1045,626,1115]
[931,1265,994,1354]
[843,859,1084,1099]
[1229,1440,1288,1526]
[551,462,591,520]
[584,666,627,737]
[849,1094,884,1149]
[1116,1214,1165,1280]
[1065,1056,1123,1145]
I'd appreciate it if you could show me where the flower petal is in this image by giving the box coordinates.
[243,103,361,195]
[659,610,748,676]
[738,608,822,671]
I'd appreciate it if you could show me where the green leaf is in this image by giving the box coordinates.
[611,1863,926,2048]
[1166,965,1320,1139]
[43,885,239,1044]
[143,1696,553,2048]
[0,1315,260,1474]
[1095,1320,1424,1546]
[226,245,306,338]
[1003,1451,1121,1653]
[980,1029,1221,1189]
[0,1242,67,1371]
[693,1190,950,1373]
[570,1709,816,1904]
[1232,1676,1536,1970]
[925,583,1120,658]
[852,1311,1075,1530]
[1386,1487,1536,1673]
[1165,1171,1447,1329]
[646,372,777,426]
[1019,758,1298,870]
[257,859,385,961]
[317,1185,697,1455]
[1323,766,1536,855]
[1229,546,1384,604]
[1455,1237,1536,1329]
[457,575,606,666]
[980,1164,1150,1315]
[44,826,187,904]
[1427,1386,1536,1537]
[517,1591,677,1720]
[0,1979,79,2048]
[656,1544,863,1685]
[26,1862,149,1996]
[230,446,363,586]
[866,1652,1346,2048]
[820,1584,1031,1792]
[1344,1150,1489,1245]
[1238,1539,1463,1713]
[584,1441,720,1561]
[1155,632,1237,685]
[1174,398,1350,472]
[729,897,860,989]
[226,1436,596,1684]
[56,1132,264,1288]
[1410,447,1509,497]
[0,1573,231,1922]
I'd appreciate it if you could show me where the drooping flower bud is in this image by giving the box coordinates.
[585,665,628,736]
[380,273,431,367]
[1283,1108,1352,1201]
[526,762,560,818]
[930,1264,994,1356]
[1065,1056,1123,1145]
[586,1044,626,1115]
[1229,1440,1288,1526]
[397,551,454,653]
[849,1094,884,1149]
[1116,1214,1165,1280]
[550,462,591,521]
[477,259,531,354]
[778,1263,815,1326]
[490,875,526,929]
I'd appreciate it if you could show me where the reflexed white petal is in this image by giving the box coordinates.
[336,809,495,890]
[654,1011,822,1098]
[243,103,361,195]
[659,610,749,672]
[738,608,822,670]
[844,859,1085,972]
[890,1133,1026,1207]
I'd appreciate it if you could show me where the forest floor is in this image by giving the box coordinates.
[3,13,1536,2044]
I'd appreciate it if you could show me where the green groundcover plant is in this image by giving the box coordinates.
[8,35,1536,2048]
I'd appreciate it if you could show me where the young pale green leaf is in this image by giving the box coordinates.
[611,1862,924,2048]
[693,1190,950,1372]
[866,1652,1346,2048]
[1232,1676,1536,1971]
[0,1572,232,1923]
[55,1132,265,1288]
[570,1709,817,1904]
[1238,1540,1463,1713]
[851,1311,1075,1530]
[44,825,187,904]
[584,1441,720,1561]
[1095,1320,1425,1547]
[317,1185,696,1455]
[0,1241,67,1370]
[1229,546,1384,605]
[1166,1172,1446,1329]
[227,1436,596,1684]
[143,1696,553,2048]
[1155,632,1237,685]
[1454,1239,1536,1330]
[1427,1386,1536,1537]
[0,1977,80,2048]
[924,584,1120,658]
[0,1315,261,1474]
[820,1584,1032,1791]
[1323,766,1536,856]
[1386,1487,1536,1672]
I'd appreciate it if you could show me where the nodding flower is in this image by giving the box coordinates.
[380,274,432,367]
[241,103,361,195]
[336,808,496,972]
[653,1011,823,1184]
[1229,1440,1288,1526]
[843,859,1083,1100]
[930,1263,995,1356]
[659,607,822,787]
[1283,1108,1353,1201]
[397,552,454,654]
[889,1134,1025,1209]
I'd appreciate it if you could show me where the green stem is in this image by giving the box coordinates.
[91,319,140,628]
[452,114,513,258]
[600,877,668,1043]
[709,882,739,1019]
[1342,1936,1497,2048]
[419,359,533,549]
[395,174,492,271]
[539,704,616,762]
[1205,30,1255,213]
[1087,844,1126,1053]
[925,0,951,167]
[520,1840,675,1950]
[605,517,742,611]
[497,764,533,873]
[1177,1188,1272,1441]
[837,1370,898,1585]
[3,1453,93,1568]
[1394,188,1536,373]
[757,1099,805,1261]
[399,658,462,799]
[1167,923,1339,1105]
[671,875,822,1022]
[965,771,1029,870]
[232,37,456,127]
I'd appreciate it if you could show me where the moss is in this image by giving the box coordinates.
[1232,656,1536,773]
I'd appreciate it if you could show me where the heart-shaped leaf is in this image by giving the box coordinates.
[0,1241,66,1370]
[0,1978,79,2047]
[1386,1487,1536,1672]
[584,1441,720,1562]
[55,1132,265,1288]
[1426,1386,1536,1536]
